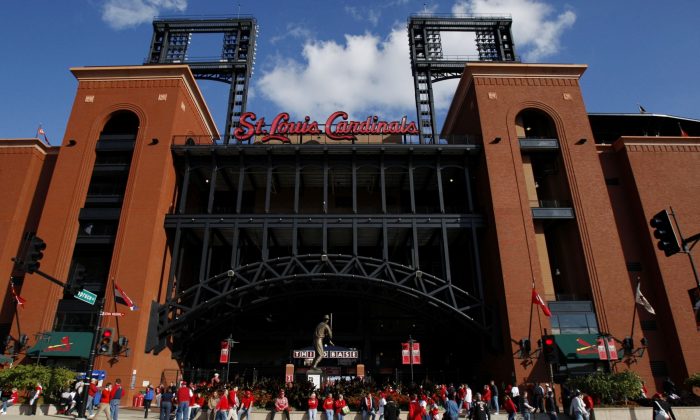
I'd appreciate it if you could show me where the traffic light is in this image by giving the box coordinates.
[649,210,681,257]
[115,336,128,355]
[97,328,114,355]
[518,338,531,357]
[622,337,634,355]
[542,335,559,364]
[24,235,46,273]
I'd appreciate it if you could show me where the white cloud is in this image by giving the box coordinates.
[269,23,314,45]
[345,6,382,27]
[256,0,576,122]
[452,0,576,61]
[102,0,187,29]
[257,27,417,120]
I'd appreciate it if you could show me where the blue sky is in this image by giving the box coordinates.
[1,0,699,142]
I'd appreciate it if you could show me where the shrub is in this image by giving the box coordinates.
[686,373,700,389]
[567,370,642,405]
[0,364,76,403]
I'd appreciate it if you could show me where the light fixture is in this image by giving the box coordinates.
[554,268,561,276]
[321,254,328,262]
[491,137,502,144]
[67,139,77,147]
[576,138,587,145]
[415,270,423,279]
[149,138,159,145]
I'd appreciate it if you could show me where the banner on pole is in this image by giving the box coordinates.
[220,341,229,364]
[401,342,421,365]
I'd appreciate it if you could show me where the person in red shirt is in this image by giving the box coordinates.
[238,390,254,420]
[87,379,99,416]
[503,395,517,420]
[582,393,595,420]
[190,391,205,420]
[90,383,112,420]
[216,390,230,420]
[334,394,348,420]
[0,388,18,414]
[482,385,492,411]
[308,392,319,420]
[110,379,123,420]
[323,394,335,420]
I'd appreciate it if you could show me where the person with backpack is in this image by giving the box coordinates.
[383,396,400,420]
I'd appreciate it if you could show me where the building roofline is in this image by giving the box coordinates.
[0,138,59,154]
[70,65,220,140]
[588,113,700,123]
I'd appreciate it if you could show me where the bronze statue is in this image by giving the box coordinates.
[311,314,334,368]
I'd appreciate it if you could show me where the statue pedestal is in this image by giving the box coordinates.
[307,368,322,390]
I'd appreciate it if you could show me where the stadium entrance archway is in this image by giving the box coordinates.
[148,254,495,383]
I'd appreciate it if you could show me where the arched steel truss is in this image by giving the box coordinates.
[148,254,489,355]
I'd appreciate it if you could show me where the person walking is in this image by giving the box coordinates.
[323,394,335,420]
[227,386,239,420]
[29,382,43,416]
[144,385,155,418]
[489,381,499,415]
[468,393,489,420]
[308,392,319,420]
[444,393,459,420]
[87,379,99,417]
[216,390,230,420]
[383,396,400,420]
[503,396,516,420]
[360,392,376,420]
[519,391,535,420]
[159,386,175,420]
[544,391,558,420]
[481,386,491,415]
[465,385,473,413]
[110,379,123,420]
[176,382,193,420]
[568,390,588,420]
[91,383,112,420]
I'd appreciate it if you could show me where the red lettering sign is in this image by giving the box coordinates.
[233,111,418,144]
[401,342,421,365]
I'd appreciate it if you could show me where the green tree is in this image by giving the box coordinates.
[567,370,642,405]
[0,365,76,403]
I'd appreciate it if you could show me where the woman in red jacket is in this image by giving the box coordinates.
[503,395,517,420]
[334,394,348,420]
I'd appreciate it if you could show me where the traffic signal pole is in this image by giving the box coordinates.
[669,206,700,290]
[77,296,106,420]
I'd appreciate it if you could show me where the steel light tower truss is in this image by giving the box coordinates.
[408,15,517,144]
[145,16,258,143]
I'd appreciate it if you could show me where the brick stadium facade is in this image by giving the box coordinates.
[0,60,699,400]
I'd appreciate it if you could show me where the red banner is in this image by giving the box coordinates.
[597,338,618,360]
[220,341,229,364]
[401,342,421,365]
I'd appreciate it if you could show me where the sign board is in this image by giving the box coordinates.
[402,342,421,365]
[234,111,419,144]
[100,312,124,317]
[220,341,229,364]
[292,349,359,359]
[75,289,97,305]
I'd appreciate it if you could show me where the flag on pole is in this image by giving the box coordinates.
[11,283,26,308]
[531,287,552,317]
[37,125,50,145]
[114,284,137,311]
[635,282,656,315]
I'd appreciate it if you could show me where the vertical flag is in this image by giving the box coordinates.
[635,282,656,315]
[11,283,26,308]
[114,284,137,311]
[531,287,552,317]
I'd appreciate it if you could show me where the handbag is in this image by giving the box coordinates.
[653,401,670,420]
[342,406,350,415]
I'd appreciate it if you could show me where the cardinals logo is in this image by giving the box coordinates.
[46,336,72,352]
